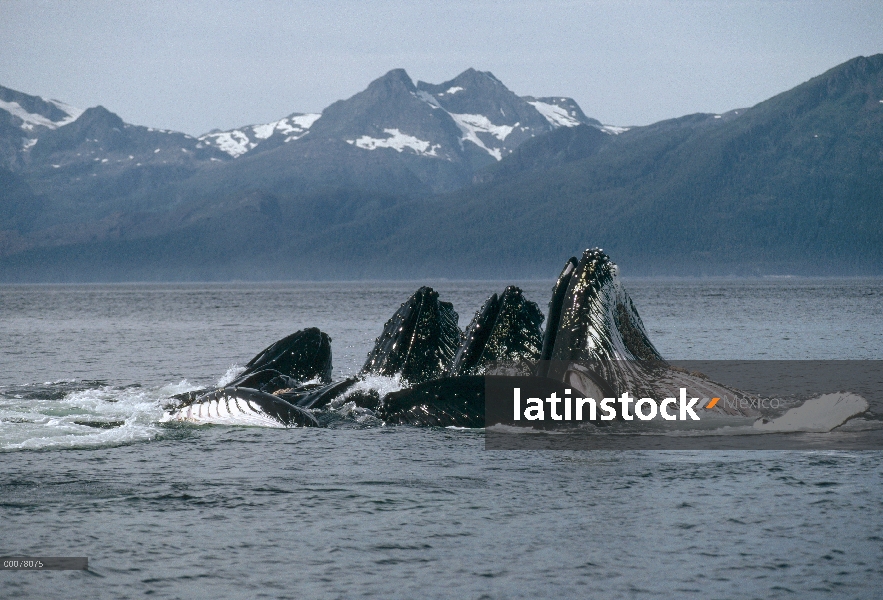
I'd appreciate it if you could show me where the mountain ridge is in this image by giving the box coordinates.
[1,56,881,280]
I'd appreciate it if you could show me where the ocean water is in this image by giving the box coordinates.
[1,279,882,598]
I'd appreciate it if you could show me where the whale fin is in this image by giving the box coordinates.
[753,392,869,432]
[361,287,460,384]
[449,286,544,376]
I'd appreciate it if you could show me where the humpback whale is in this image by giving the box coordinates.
[165,248,853,428]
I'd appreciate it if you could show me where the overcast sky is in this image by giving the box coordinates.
[2,0,882,136]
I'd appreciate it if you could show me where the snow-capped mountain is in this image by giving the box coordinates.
[0,68,618,224]
[1,84,85,169]
[0,85,230,174]
[0,69,615,175]
[198,113,320,157]
[190,68,610,164]
[0,84,83,134]
[308,68,603,167]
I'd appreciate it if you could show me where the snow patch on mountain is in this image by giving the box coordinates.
[252,113,320,140]
[251,122,278,140]
[0,98,82,131]
[47,99,84,123]
[415,90,443,109]
[442,86,464,95]
[201,130,253,157]
[601,125,629,135]
[528,100,582,128]
[276,113,322,135]
[449,113,516,160]
[347,129,440,157]
[198,113,321,157]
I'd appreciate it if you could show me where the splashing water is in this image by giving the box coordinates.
[216,364,246,387]
[0,380,201,451]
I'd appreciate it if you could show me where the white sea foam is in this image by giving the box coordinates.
[331,375,405,409]
[330,401,377,423]
[0,383,169,451]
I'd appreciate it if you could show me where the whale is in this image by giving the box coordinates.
[361,286,461,384]
[527,248,766,418]
[163,248,819,428]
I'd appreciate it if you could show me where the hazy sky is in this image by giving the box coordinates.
[2,0,882,136]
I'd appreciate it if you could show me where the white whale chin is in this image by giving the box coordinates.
[753,392,869,433]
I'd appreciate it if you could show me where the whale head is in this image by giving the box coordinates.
[237,327,333,385]
[361,286,460,384]
[449,285,544,376]
[541,249,665,398]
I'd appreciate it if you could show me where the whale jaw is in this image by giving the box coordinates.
[163,387,319,428]
[550,248,662,364]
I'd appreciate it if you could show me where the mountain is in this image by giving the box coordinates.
[0,68,602,228]
[0,84,83,170]
[370,55,883,276]
[184,68,602,197]
[0,56,881,280]
[197,68,600,165]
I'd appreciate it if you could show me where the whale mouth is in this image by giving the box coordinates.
[234,327,333,386]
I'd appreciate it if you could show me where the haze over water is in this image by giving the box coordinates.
[1,279,882,598]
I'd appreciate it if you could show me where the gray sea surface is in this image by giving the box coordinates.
[1,279,882,598]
